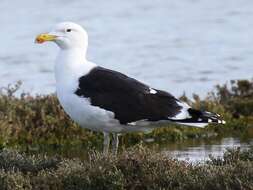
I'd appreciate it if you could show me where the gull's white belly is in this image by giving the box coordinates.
[57,90,125,133]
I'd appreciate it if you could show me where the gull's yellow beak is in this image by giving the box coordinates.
[35,33,57,44]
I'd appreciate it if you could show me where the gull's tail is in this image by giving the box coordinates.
[168,102,226,128]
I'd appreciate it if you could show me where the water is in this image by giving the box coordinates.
[29,136,253,162]
[163,137,253,162]
[0,0,253,97]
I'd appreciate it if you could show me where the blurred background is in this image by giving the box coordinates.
[0,0,252,97]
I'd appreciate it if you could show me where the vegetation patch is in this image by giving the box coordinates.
[0,146,252,190]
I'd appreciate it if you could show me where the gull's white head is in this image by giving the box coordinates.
[35,22,88,50]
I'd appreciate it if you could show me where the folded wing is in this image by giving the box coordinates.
[75,67,182,124]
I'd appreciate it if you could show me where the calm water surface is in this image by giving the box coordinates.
[0,0,253,97]
[163,137,253,162]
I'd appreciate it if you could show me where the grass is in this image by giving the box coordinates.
[0,146,252,190]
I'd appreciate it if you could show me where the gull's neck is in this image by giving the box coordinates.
[55,48,96,92]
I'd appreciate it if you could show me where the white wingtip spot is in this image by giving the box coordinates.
[218,120,222,124]
[149,88,157,94]
[208,119,212,123]
[198,118,202,122]
[222,120,226,124]
[128,122,136,126]
[169,101,192,120]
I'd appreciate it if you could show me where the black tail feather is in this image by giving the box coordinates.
[188,108,225,124]
[168,108,225,127]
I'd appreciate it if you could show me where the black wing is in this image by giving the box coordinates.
[75,67,182,124]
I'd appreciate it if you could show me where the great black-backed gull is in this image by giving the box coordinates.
[35,22,225,154]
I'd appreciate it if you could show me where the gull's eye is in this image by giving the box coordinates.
[66,29,72,32]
